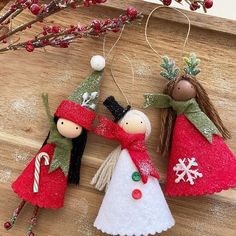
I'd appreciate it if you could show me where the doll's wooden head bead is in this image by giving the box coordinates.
[171,78,197,101]
[119,110,151,137]
[56,118,83,139]
[104,96,151,138]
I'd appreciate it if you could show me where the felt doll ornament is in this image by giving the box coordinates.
[91,96,175,235]
[4,57,105,236]
[144,53,236,196]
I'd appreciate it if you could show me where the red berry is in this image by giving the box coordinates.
[30,4,41,15]
[28,232,35,236]
[113,18,118,24]
[83,0,90,7]
[4,221,12,230]
[16,0,26,4]
[51,25,60,33]
[92,19,101,32]
[10,5,17,12]
[126,7,138,19]
[112,28,120,33]
[59,41,69,48]
[190,2,199,11]
[42,39,49,45]
[204,0,213,9]
[96,0,107,3]
[25,42,34,52]
[121,15,127,23]
[24,1,31,8]
[104,19,112,25]
[162,0,172,6]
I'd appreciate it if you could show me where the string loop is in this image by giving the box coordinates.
[145,6,191,59]
[110,53,135,106]
[103,25,125,60]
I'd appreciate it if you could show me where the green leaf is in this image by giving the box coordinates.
[183,53,201,76]
[160,56,179,81]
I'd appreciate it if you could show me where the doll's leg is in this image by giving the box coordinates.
[4,200,26,230]
[26,206,40,236]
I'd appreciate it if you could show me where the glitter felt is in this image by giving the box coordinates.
[68,71,103,107]
[12,143,67,208]
[55,100,96,130]
[144,94,220,142]
[94,115,160,183]
[165,115,236,196]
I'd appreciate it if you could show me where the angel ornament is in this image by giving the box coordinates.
[4,56,105,235]
[91,96,175,236]
[144,53,236,196]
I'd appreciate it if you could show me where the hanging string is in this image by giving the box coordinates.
[110,53,135,106]
[103,25,125,60]
[144,6,191,59]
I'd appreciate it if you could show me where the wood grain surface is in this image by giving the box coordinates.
[0,1,235,236]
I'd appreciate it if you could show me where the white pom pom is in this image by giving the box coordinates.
[90,55,106,71]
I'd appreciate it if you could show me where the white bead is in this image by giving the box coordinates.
[90,55,106,71]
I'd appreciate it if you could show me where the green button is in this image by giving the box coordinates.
[132,171,141,182]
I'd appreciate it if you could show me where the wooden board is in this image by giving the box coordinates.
[0,1,236,236]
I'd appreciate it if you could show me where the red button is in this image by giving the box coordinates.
[132,189,142,200]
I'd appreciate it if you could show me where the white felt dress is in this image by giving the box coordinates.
[94,149,175,236]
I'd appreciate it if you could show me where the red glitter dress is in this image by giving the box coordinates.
[165,115,236,196]
[12,143,68,209]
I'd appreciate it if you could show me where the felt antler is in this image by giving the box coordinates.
[184,53,201,76]
[160,56,180,81]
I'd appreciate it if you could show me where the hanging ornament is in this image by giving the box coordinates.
[144,53,236,196]
[4,60,105,235]
[91,95,175,235]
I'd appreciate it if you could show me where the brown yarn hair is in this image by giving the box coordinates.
[159,75,231,157]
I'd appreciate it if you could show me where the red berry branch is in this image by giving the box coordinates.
[162,0,213,12]
[0,0,85,43]
[0,6,142,52]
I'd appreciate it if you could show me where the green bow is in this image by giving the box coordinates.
[42,94,72,176]
[144,94,220,142]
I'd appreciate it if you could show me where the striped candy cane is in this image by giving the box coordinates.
[33,152,50,193]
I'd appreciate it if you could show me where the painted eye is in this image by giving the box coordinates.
[141,121,143,123]
[61,122,64,125]
[76,127,79,130]
[178,87,180,90]
[126,122,128,125]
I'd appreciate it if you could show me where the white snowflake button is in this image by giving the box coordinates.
[173,158,203,185]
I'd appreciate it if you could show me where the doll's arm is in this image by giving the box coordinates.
[93,115,121,141]
[42,93,54,125]
[144,93,172,108]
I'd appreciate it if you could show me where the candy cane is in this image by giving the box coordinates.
[33,152,50,193]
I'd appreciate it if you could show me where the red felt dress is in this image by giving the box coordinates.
[165,115,236,196]
[12,143,67,209]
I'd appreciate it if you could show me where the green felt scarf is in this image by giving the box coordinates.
[144,94,220,142]
[42,94,72,176]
